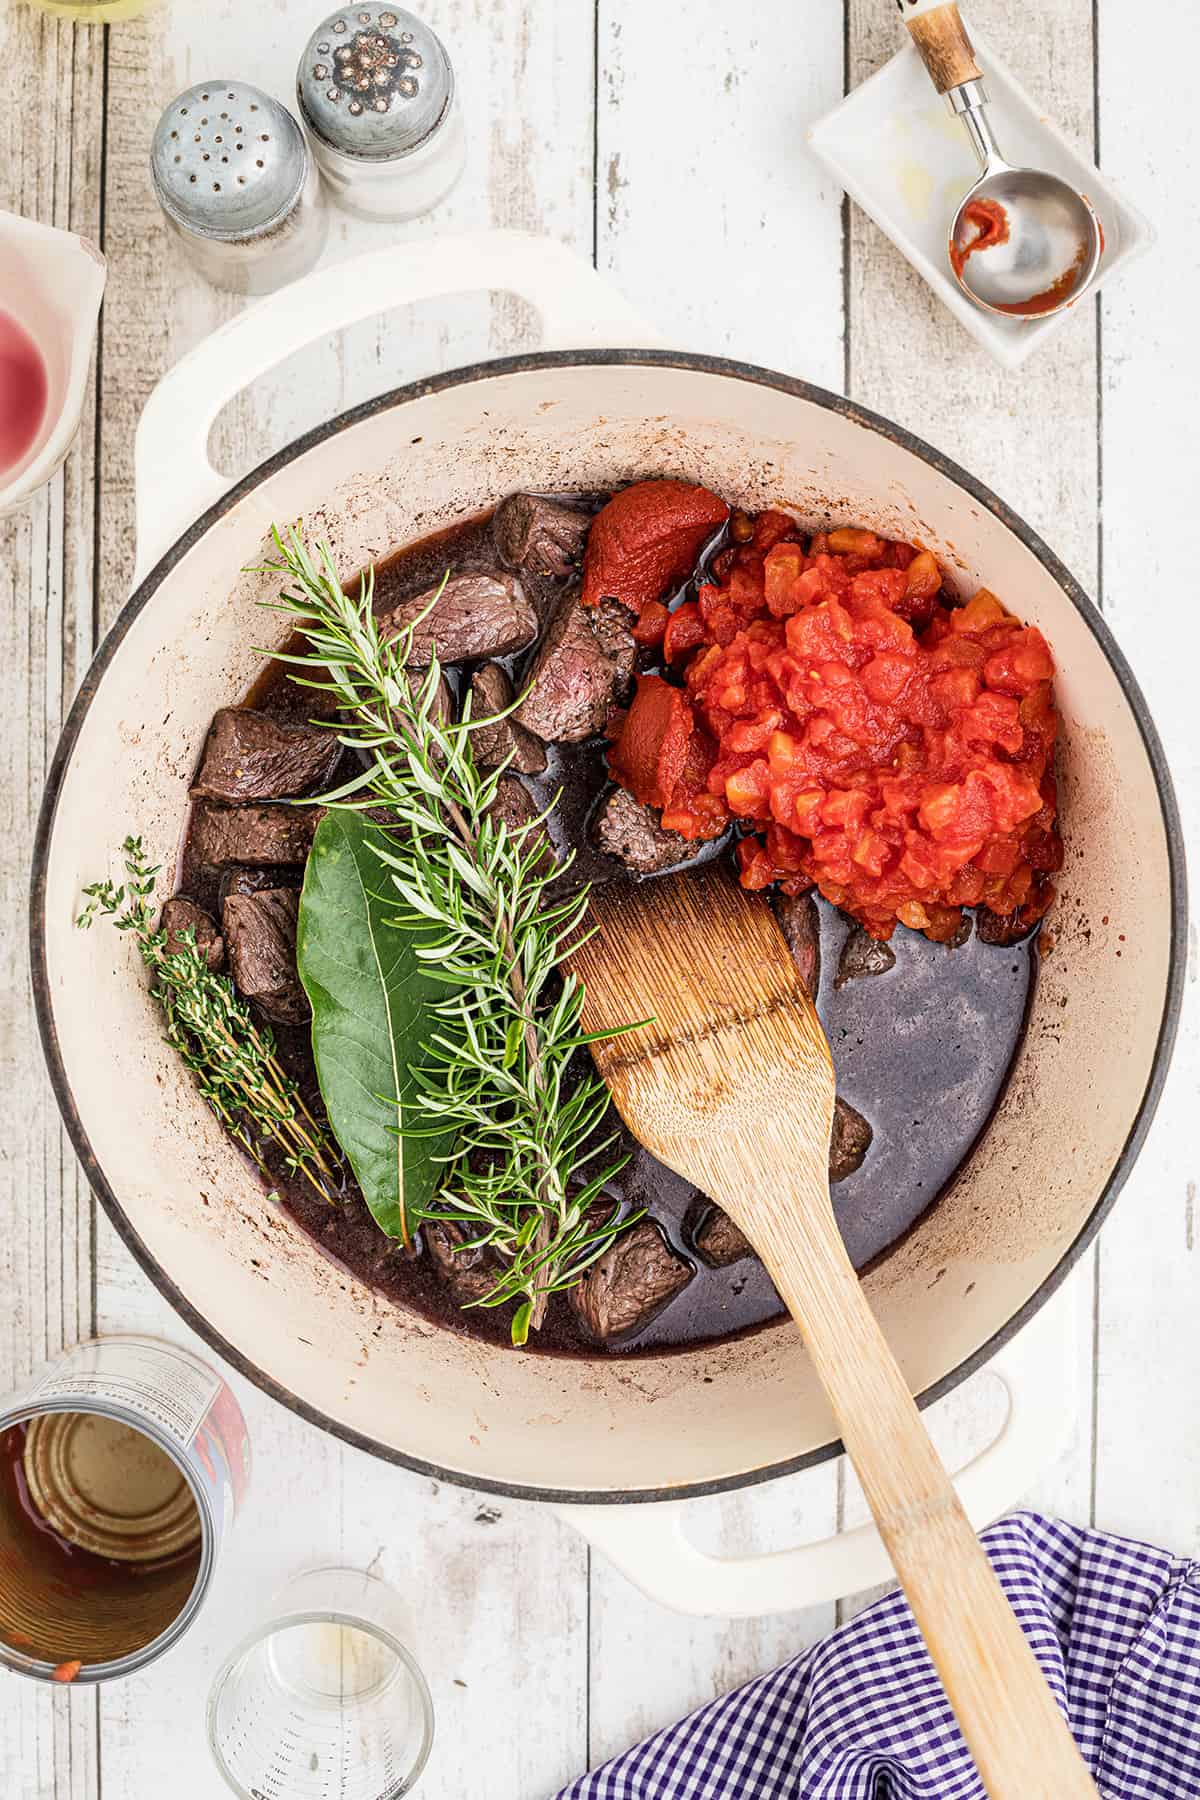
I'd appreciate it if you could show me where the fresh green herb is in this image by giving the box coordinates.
[255,525,641,1345]
[78,836,338,1203]
[298,808,454,1243]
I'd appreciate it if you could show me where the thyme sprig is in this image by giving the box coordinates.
[78,837,338,1203]
[256,525,640,1346]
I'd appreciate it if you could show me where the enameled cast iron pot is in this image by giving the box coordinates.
[32,234,1185,1605]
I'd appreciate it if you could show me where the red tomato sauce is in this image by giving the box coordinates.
[605,509,1061,943]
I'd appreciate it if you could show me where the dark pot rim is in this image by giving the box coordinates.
[30,348,1188,1505]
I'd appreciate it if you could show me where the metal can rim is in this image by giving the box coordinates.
[0,1398,217,1685]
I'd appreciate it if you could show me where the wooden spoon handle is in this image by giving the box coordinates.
[900,0,983,95]
[754,1201,1097,1799]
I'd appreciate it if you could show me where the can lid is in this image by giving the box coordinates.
[23,1414,201,1565]
[297,7,454,163]
[151,81,310,242]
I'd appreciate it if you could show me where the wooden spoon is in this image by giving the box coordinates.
[570,863,1096,1800]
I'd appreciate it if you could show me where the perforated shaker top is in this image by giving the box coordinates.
[296,6,454,162]
[151,82,309,241]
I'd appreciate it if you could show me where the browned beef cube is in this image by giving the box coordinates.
[423,1220,502,1306]
[829,1098,873,1183]
[569,1220,692,1343]
[591,786,708,876]
[190,708,343,804]
[222,888,309,1026]
[692,1204,753,1269]
[834,925,896,989]
[219,866,303,905]
[159,897,224,972]
[191,801,320,869]
[513,589,636,743]
[468,663,547,774]
[396,666,455,731]
[485,776,556,874]
[492,493,593,577]
[773,891,821,998]
[377,571,538,667]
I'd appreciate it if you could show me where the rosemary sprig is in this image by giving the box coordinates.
[78,837,338,1204]
[255,524,640,1346]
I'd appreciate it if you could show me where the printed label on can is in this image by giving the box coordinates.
[27,1340,221,1449]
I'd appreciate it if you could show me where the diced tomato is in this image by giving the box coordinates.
[606,511,1059,943]
[752,509,802,553]
[631,601,670,646]
[663,600,707,661]
[763,543,809,617]
[828,527,884,558]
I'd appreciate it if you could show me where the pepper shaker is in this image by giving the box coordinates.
[150,82,328,296]
[296,7,466,222]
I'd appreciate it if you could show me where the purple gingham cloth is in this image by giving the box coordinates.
[557,1513,1200,1800]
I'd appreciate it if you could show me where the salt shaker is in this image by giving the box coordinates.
[296,7,466,222]
[150,82,328,296]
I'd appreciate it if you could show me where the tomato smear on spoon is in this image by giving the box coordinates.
[949,196,1011,282]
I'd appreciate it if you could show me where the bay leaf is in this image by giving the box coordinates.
[297,809,450,1239]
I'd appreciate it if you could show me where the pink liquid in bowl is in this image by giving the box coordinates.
[0,309,49,477]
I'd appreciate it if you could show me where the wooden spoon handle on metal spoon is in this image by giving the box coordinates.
[900,0,983,94]
[746,1163,1097,1799]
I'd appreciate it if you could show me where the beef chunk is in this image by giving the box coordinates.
[692,1204,753,1269]
[377,571,538,667]
[829,1098,873,1184]
[569,1219,692,1343]
[773,891,821,999]
[485,776,555,874]
[834,925,896,989]
[468,663,547,774]
[591,785,708,876]
[159,897,224,972]
[513,588,636,743]
[191,801,320,869]
[394,666,455,732]
[423,1220,501,1306]
[190,708,342,804]
[219,865,304,905]
[492,493,592,578]
[222,888,309,1026]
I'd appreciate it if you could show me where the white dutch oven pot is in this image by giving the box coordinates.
[32,233,1184,1615]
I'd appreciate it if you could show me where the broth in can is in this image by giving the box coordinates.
[0,1336,250,1683]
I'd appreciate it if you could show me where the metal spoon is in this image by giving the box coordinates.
[899,0,1103,318]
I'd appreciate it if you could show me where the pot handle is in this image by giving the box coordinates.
[554,1282,1077,1617]
[132,229,660,584]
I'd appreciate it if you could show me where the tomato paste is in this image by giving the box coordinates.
[582,479,729,615]
[949,196,1010,282]
[606,512,1061,942]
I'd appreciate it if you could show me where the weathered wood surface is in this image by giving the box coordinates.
[1,0,1194,1794]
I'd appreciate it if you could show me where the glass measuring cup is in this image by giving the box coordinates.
[207,1567,434,1799]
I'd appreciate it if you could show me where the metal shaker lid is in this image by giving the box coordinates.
[297,7,454,162]
[151,81,310,242]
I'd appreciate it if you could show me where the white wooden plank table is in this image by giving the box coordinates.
[1,0,1196,1794]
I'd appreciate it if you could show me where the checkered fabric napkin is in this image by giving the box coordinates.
[556,1513,1200,1799]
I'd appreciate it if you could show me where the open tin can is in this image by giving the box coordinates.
[0,1336,250,1684]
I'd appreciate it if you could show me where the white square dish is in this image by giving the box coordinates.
[807,37,1154,369]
